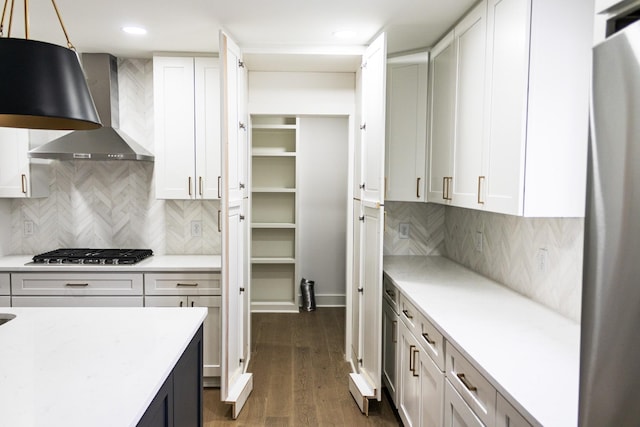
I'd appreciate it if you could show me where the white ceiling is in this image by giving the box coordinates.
[8,0,476,58]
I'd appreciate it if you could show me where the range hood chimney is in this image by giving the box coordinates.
[28,53,154,161]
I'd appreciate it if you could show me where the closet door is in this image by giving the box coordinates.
[220,30,252,419]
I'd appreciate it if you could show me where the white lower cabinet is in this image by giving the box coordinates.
[144,273,221,384]
[444,379,485,427]
[398,314,444,427]
[0,297,9,306]
[496,394,532,427]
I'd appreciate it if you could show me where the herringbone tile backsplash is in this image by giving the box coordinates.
[10,59,221,256]
[385,202,583,322]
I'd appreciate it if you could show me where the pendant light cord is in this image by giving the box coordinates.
[0,0,75,50]
[50,0,74,50]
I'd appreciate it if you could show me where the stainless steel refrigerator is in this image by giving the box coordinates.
[580,19,640,427]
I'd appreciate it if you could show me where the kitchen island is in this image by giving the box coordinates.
[0,306,207,426]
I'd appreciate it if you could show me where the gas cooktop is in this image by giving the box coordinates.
[32,248,153,265]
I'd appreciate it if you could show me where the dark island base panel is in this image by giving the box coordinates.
[138,325,204,427]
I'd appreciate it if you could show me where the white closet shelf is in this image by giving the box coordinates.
[252,187,296,193]
[251,257,296,264]
[251,223,296,229]
[252,124,297,130]
[251,152,297,157]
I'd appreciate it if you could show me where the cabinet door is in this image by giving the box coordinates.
[154,56,196,199]
[427,32,456,204]
[190,295,221,378]
[450,1,487,209]
[194,57,222,199]
[382,299,398,404]
[420,345,444,427]
[220,30,253,419]
[11,296,143,307]
[481,0,530,214]
[444,380,484,427]
[398,321,421,427]
[385,58,428,202]
[0,128,31,197]
[496,393,532,427]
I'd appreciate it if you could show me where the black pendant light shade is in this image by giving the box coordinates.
[0,37,101,130]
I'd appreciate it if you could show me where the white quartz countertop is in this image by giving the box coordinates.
[0,255,221,272]
[384,256,581,427]
[0,307,207,427]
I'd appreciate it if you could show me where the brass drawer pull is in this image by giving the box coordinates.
[477,176,485,205]
[456,373,478,392]
[176,282,199,287]
[402,309,413,320]
[65,283,89,287]
[21,174,27,194]
[412,348,420,377]
[385,289,395,298]
[422,332,436,345]
[416,177,421,198]
[188,176,193,196]
[409,344,416,372]
[199,176,203,196]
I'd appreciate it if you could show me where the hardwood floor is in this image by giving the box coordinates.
[204,307,401,426]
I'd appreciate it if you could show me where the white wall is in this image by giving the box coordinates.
[298,117,349,306]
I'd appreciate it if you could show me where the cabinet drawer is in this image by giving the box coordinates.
[144,273,221,295]
[11,296,143,307]
[383,274,399,312]
[399,293,419,332]
[0,273,9,295]
[446,341,496,426]
[11,273,143,296]
[418,312,445,370]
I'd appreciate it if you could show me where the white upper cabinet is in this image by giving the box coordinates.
[426,32,456,204]
[385,53,428,202]
[428,0,592,217]
[154,56,221,200]
[0,128,49,198]
[480,0,592,216]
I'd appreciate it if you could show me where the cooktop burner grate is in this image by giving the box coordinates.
[32,248,153,265]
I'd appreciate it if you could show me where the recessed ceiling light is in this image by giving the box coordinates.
[332,30,357,39]
[122,26,147,36]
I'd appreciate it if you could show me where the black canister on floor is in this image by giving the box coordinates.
[300,278,316,311]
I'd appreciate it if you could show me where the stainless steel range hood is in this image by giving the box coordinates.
[28,54,154,161]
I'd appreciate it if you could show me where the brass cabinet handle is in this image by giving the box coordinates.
[446,177,453,200]
[218,210,222,233]
[392,320,397,343]
[477,176,485,205]
[402,309,413,320]
[456,373,478,392]
[65,283,89,287]
[21,174,27,194]
[385,288,395,299]
[442,177,447,200]
[188,177,193,196]
[217,176,221,199]
[176,282,199,287]
[191,300,195,307]
[199,176,203,196]
[416,177,421,199]
[409,344,416,372]
[422,332,436,345]
[412,348,420,377]
[179,300,184,307]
